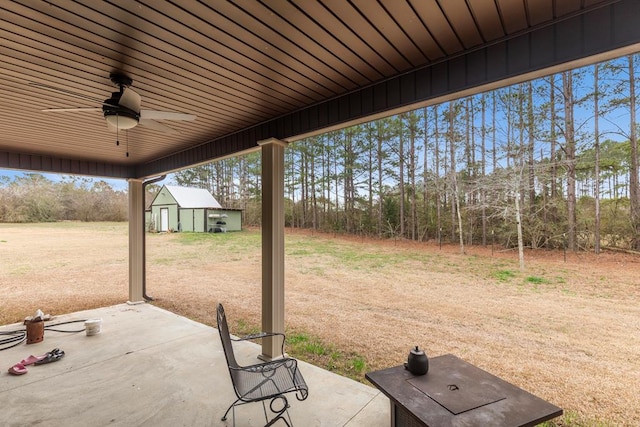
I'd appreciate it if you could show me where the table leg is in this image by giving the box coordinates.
[390,401,395,427]
[391,401,426,427]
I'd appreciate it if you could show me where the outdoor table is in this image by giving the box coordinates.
[365,354,562,427]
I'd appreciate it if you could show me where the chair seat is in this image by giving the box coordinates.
[232,358,307,402]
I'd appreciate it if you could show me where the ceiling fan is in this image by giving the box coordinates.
[37,73,196,135]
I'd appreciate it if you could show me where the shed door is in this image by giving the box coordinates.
[160,208,169,232]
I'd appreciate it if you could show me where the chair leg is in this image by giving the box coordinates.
[264,396,291,427]
[223,396,292,427]
[221,398,240,422]
[284,407,294,427]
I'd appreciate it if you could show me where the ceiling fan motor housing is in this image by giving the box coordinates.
[103,91,139,129]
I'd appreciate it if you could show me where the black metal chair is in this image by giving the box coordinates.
[216,303,309,426]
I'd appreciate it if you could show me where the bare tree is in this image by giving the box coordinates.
[594,64,602,254]
[398,114,406,238]
[473,163,533,271]
[434,104,442,241]
[627,56,640,249]
[448,101,458,242]
[481,93,488,246]
[562,70,578,251]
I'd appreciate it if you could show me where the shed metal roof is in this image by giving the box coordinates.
[163,185,222,209]
[1,0,639,179]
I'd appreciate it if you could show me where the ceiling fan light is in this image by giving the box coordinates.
[105,113,138,130]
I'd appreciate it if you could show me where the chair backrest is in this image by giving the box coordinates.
[216,303,239,369]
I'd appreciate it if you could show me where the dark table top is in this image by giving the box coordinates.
[365,354,562,427]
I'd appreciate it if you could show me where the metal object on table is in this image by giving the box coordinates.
[366,354,563,427]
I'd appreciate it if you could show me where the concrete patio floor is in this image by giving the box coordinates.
[0,304,389,426]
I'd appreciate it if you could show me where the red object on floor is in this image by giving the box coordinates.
[8,363,28,375]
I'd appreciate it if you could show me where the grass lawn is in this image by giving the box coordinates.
[1,222,638,426]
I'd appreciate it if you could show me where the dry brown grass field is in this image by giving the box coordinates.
[1,222,638,426]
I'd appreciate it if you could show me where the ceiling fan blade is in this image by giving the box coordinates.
[140,110,196,121]
[139,119,179,134]
[29,82,105,104]
[42,108,102,112]
[118,87,141,113]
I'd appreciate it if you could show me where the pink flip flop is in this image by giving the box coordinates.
[8,363,28,375]
[19,354,47,366]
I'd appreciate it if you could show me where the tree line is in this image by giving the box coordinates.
[0,174,127,222]
[176,54,640,253]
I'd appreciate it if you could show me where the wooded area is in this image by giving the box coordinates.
[2,54,639,253]
[0,174,127,223]
[175,55,640,253]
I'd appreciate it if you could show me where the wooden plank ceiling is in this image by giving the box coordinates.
[0,0,621,178]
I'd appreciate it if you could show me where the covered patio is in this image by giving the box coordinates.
[0,304,387,426]
[2,2,640,425]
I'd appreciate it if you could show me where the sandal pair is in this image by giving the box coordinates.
[7,348,65,375]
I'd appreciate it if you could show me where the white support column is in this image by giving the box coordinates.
[259,137,287,360]
[128,179,145,304]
